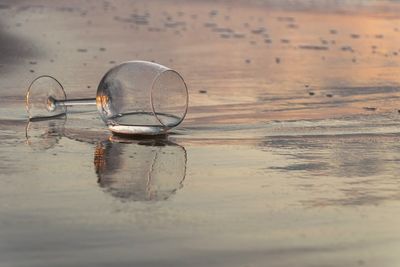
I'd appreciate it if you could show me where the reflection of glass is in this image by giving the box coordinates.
[26,61,189,135]
[25,116,66,150]
[94,137,187,201]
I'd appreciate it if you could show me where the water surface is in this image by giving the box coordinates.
[1,0,400,266]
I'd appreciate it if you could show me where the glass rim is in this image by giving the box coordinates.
[150,68,189,129]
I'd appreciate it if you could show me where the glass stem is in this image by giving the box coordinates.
[55,98,97,107]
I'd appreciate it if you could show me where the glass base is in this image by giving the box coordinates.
[26,75,67,119]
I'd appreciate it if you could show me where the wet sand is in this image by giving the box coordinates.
[1,0,400,266]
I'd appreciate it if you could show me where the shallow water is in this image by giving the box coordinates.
[1,0,400,266]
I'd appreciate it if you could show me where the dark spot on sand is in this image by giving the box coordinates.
[245,59,251,64]
[330,29,337,34]
[350,34,360,39]
[287,23,298,29]
[251,27,266,34]
[199,90,207,94]
[341,46,354,52]
[29,69,34,73]
[209,10,218,17]
[99,47,106,51]
[29,61,37,65]
[204,22,217,28]
[77,48,87,53]
[375,34,384,39]
[87,85,91,89]
[281,39,290,44]
[233,33,245,38]
[277,17,295,22]
[298,45,328,50]
[363,107,377,111]
[109,60,116,64]
[326,94,333,97]
[275,57,281,64]
[357,259,365,266]
[308,91,315,96]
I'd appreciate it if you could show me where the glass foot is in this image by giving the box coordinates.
[26,75,67,119]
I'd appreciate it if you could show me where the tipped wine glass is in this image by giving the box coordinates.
[26,61,189,135]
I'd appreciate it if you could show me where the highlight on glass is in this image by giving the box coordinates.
[26,61,189,135]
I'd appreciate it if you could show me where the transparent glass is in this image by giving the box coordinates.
[26,61,189,135]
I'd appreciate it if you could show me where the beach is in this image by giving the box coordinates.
[1,0,400,266]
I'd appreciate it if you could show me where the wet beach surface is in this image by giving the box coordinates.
[1,0,400,266]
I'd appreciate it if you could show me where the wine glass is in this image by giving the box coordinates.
[26,61,189,135]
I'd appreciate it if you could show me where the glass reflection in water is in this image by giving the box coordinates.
[25,116,66,150]
[94,138,187,201]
